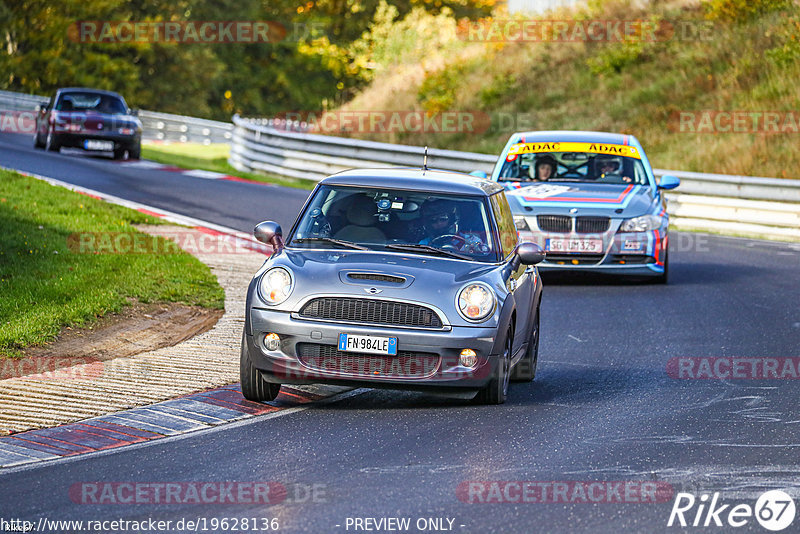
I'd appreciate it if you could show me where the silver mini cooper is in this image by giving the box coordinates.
[241,168,544,404]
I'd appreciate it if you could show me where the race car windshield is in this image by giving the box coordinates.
[497,149,650,186]
[288,185,499,262]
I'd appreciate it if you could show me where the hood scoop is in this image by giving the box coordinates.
[340,271,414,288]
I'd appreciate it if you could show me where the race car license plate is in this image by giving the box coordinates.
[546,238,603,254]
[338,333,397,356]
[84,140,113,151]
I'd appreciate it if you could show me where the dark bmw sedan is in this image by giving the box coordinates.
[242,168,545,405]
[34,88,142,159]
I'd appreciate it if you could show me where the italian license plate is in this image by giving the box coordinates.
[338,333,397,356]
[546,238,603,254]
[84,140,114,151]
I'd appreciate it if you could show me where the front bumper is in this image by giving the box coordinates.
[247,308,500,392]
[518,228,667,276]
[52,132,140,151]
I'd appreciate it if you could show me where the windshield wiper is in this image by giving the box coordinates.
[385,243,471,260]
[291,237,369,251]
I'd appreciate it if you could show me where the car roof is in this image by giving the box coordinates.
[507,130,634,146]
[320,168,504,196]
[57,87,125,99]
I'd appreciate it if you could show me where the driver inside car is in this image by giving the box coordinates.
[418,200,488,254]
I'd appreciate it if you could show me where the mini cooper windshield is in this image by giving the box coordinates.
[498,144,650,186]
[288,185,500,262]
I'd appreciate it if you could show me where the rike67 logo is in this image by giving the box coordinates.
[668,490,796,531]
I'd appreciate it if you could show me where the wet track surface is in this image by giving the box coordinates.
[1,132,799,532]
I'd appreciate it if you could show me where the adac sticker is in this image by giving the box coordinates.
[507,142,641,159]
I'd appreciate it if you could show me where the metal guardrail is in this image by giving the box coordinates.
[230,114,800,242]
[0,90,232,144]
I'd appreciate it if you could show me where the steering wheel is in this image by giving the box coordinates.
[429,234,468,248]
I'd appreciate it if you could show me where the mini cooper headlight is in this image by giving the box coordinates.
[258,267,293,305]
[457,282,496,322]
[618,214,663,233]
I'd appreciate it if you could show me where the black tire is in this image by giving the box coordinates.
[476,327,512,405]
[240,332,281,402]
[655,248,669,284]
[113,147,127,160]
[511,304,540,382]
[128,144,141,160]
[45,129,59,152]
[33,132,44,149]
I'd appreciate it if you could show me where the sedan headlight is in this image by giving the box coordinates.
[513,215,531,232]
[457,282,496,322]
[618,214,663,233]
[258,267,293,305]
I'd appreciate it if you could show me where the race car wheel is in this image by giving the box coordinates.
[655,248,669,284]
[476,326,512,405]
[512,304,539,382]
[128,144,141,160]
[240,331,281,402]
[113,147,127,160]
[33,132,44,149]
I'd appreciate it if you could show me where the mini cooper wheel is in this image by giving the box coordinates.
[512,304,539,382]
[476,327,512,405]
[240,332,281,402]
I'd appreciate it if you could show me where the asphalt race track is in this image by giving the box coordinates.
[1,131,799,533]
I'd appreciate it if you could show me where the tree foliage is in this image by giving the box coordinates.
[0,0,494,119]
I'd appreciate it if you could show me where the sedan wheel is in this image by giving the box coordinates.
[45,130,59,152]
[476,327,512,405]
[240,331,281,402]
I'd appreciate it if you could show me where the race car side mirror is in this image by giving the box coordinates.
[658,175,680,190]
[469,170,488,179]
[516,242,545,265]
[254,221,283,251]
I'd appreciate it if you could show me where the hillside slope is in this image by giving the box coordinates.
[332,0,800,178]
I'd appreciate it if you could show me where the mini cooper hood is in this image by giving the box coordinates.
[502,181,655,218]
[264,248,503,305]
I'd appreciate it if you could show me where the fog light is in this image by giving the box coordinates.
[460,349,478,367]
[264,333,281,351]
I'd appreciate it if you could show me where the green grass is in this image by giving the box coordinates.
[0,170,225,358]
[142,142,317,190]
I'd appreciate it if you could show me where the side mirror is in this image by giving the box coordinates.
[516,242,545,265]
[37,102,48,112]
[129,108,139,117]
[658,175,680,190]
[469,170,488,179]
[254,221,283,251]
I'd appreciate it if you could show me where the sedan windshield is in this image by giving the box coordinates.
[56,93,128,114]
[498,146,650,186]
[288,185,499,262]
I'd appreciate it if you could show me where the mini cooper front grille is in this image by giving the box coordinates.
[537,215,572,233]
[298,297,443,328]
[575,217,610,234]
[347,273,406,284]
[296,343,440,378]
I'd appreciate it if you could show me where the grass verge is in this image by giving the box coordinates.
[141,142,317,190]
[0,169,225,358]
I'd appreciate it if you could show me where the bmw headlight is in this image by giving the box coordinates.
[618,214,663,233]
[457,282,496,322]
[258,267,293,305]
